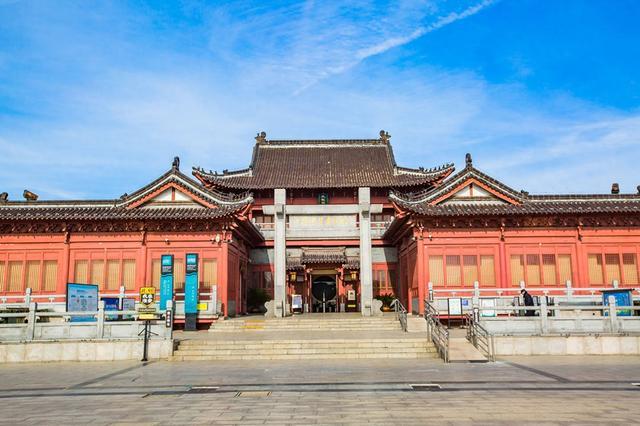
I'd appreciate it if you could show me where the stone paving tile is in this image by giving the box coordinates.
[0,357,639,424]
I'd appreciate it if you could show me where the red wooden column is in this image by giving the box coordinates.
[58,235,71,298]
[219,240,229,317]
[498,235,508,288]
[417,236,426,314]
[574,228,586,287]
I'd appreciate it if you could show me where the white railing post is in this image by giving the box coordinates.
[473,304,480,323]
[607,295,618,333]
[26,302,37,341]
[612,279,619,289]
[519,280,526,290]
[473,281,480,307]
[428,282,434,302]
[119,285,125,309]
[97,300,105,339]
[565,280,573,299]
[25,287,32,305]
[539,295,548,334]
[212,285,218,315]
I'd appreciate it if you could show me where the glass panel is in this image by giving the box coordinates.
[428,256,444,286]
[151,259,161,289]
[91,260,105,288]
[510,255,525,286]
[479,255,495,285]
[174,259,185,291]
[263,271,273,295]
[526,254,541,285]
[0,262,5,292]
[587,254,604,284]
[122,259,136,290]
[542,254,557,285]
[8,261,23,292]
[388,270,397,295]
[43,260,58,292]
[622,253,639,284]
[26,261,41,291]
[463,255,477,286]
[373,270,384,292]
[445,255,461,286]
[74,260,89,284]
[604,254,621,285]
[557,255,572,285]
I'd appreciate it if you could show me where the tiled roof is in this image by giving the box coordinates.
[390,197,640,217]
[301,247,348,264]
[0,204,248,221]
[193,131,454,189]
[0,163,253,222]
[390,155,640,217]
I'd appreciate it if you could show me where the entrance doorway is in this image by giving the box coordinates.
[311,275,337,312]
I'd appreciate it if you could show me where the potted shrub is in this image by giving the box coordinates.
[376,293,395,312]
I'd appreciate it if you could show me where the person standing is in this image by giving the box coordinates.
[521,289,535,316]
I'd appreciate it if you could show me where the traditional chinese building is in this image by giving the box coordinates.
[1,132,639,322]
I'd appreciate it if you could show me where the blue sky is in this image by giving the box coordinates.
[1,0,639,199]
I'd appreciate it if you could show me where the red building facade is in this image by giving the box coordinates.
[1,133,639,319]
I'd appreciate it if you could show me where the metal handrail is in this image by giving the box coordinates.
[466,313,495,361]
[390,299,408,332]
[425,301,449,362]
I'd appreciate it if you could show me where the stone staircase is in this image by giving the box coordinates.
[171,314,437,361]
[207,315,402,332]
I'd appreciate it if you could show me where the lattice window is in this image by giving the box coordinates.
[587,254,604,284]
[43,260,58,292]
[91,260,105,287]
[622,253,639,284]
[202,259,218,292]
[74,260,89,284]
[26,261,41,291]
[510,255,525,286]
[8,261,23,292]
[151,259,161,290]
[122,259,136,290]
[480,255,496,285]
[0,262,5,292]
[462,255,478,286]
[428,256,444,286]
[445,255,461,286]
[605,254,621,284]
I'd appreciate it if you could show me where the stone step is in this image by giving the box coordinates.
[171,352,436,361]
[178,340,429,347]
[174,347,435,356]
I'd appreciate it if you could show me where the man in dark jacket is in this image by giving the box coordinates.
[521,289,535,316]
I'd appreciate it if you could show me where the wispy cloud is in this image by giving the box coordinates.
[292,0,498,94]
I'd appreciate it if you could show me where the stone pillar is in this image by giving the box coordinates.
[274,188,287,318]
[359,187,375,316]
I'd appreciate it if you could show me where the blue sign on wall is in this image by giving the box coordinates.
[184,253,199,314]
[66,283,99,322]
[159,254,174,310]
[101,297,120,321]
[602,289,634,317]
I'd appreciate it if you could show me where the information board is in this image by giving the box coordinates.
[122,298,136,320]
[66,283,99,322]
[602,289,634,317]
[184,253,199,315]
[159,254,174,311]
[448,298,462,316]
[480,298,497,317]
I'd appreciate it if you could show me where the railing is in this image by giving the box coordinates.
[468,295,640,335]
[0,300,173,342]
[466,312,495,361]
[425,301,449,362]
[390,298,408,332]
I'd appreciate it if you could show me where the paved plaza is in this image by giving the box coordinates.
[0,356,639,425]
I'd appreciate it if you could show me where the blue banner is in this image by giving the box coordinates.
[159,254,174,310]
[184,253,199,314]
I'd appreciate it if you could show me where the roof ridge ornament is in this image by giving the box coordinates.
[255,131,267,144]
[172,156,180,171]
[23,190,38,202]
[465,153,473,169]
[0,192,7,203]
[379,129,390,143]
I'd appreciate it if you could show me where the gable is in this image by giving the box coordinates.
[433,178,521,206]
[126,181,214,209]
